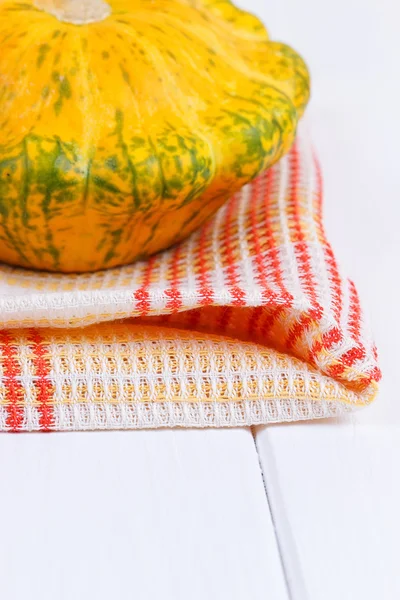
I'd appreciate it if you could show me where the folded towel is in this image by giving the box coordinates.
[0,125,381,431]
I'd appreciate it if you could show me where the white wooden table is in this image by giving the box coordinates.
[0,1,399,598]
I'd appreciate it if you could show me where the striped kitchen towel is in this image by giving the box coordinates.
[0,125,381,431]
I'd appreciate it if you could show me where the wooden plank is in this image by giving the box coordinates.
[0,428,288,600]
[256,421,400,600]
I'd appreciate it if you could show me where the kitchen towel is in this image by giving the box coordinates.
[0,124,381,431]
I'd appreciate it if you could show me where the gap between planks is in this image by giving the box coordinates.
[250,425,308,600]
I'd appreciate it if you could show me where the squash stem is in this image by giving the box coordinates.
[33,0,111,25]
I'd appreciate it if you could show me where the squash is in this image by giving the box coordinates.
[0,0,310,273]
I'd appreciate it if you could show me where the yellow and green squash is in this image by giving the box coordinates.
[0,0,310,272]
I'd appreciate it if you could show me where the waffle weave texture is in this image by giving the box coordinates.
[0,125,381,431]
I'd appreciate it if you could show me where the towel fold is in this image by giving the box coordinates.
[0,125,381,431]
